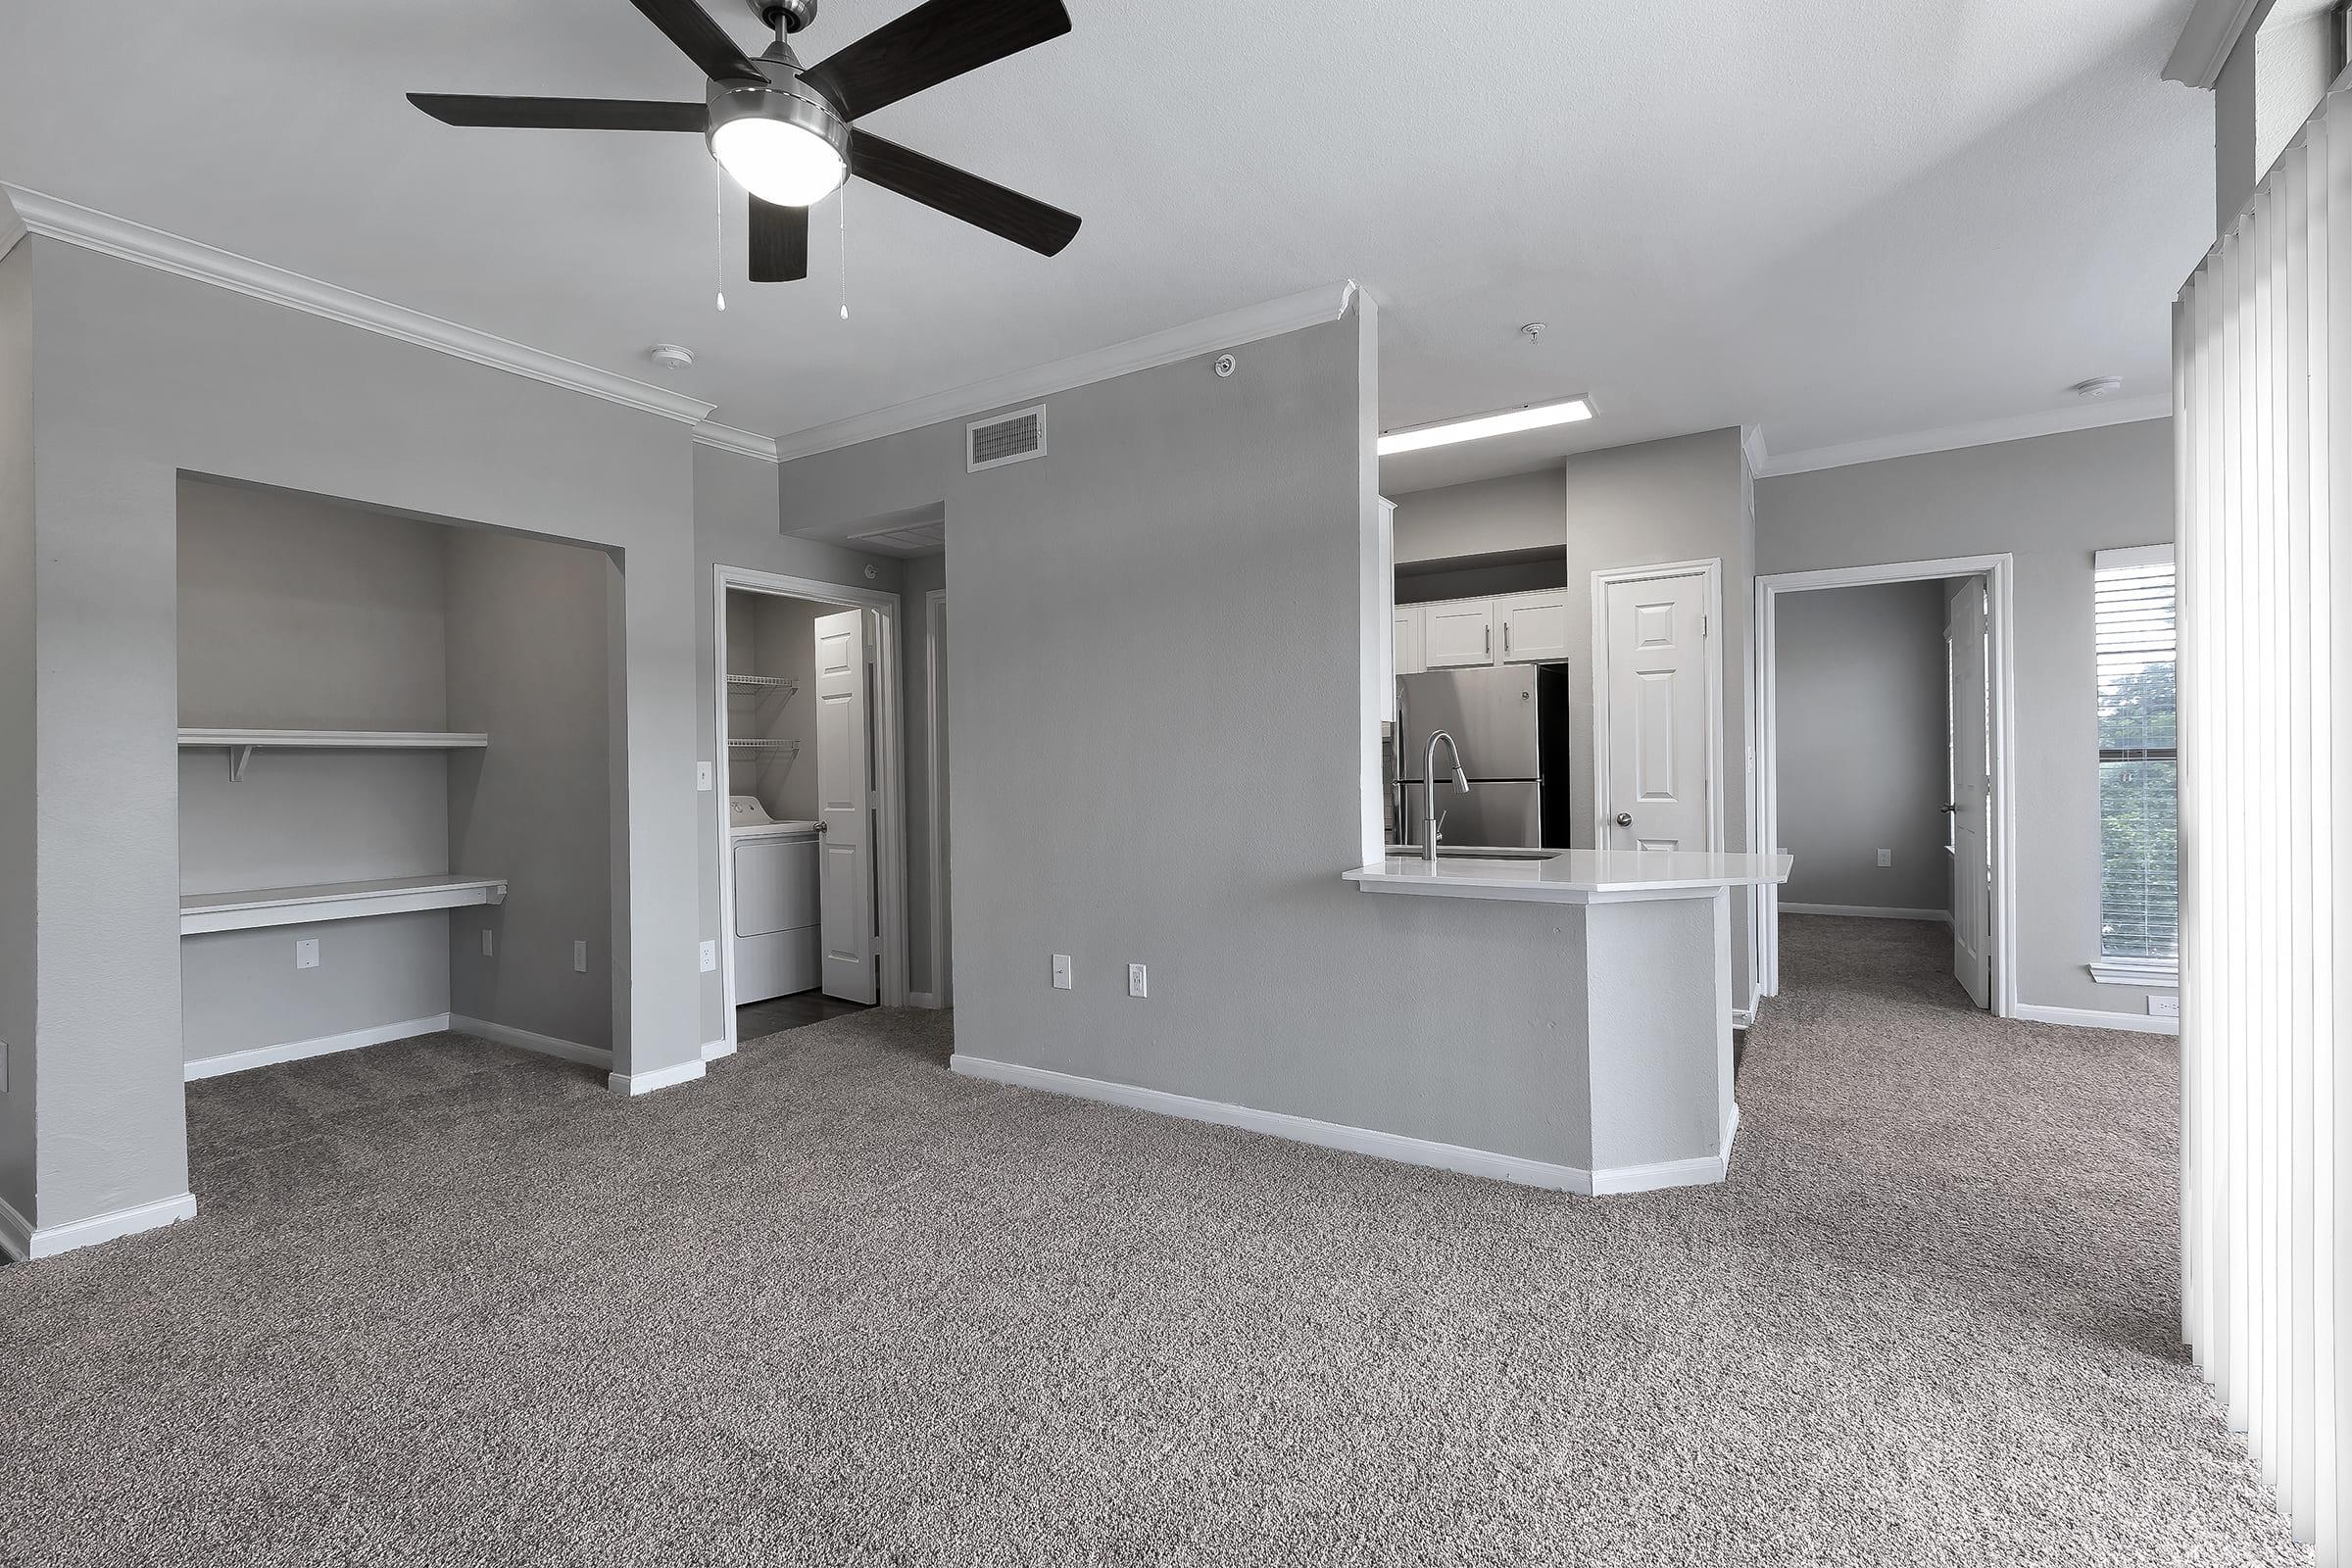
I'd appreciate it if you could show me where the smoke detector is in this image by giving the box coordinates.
[2072,376,2124,399]
[649,343,695,372]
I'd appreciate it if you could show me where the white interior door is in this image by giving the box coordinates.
[1600,570,1712,851]
[814,609,877,1004]
[1946,578,1991,1009]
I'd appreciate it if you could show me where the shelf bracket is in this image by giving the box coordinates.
[228,744,256,783]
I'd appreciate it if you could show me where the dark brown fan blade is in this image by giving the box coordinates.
[750,197,810,282]
[801,0,1069,121]
[408,94,708,131]
[625,0,763,81]
[849,131,1079,256]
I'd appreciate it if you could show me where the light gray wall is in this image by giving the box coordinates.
[693,444,902,1046]
[176,479,451,729]
[772,309,1651,1170]
[182,915,449,1062]
[0,238,37,1224]
[445,527,619,1053]
[899,553,948,1002]
[1391,468,1564,564]
[1755,418,2176,1016]
[1773,580,1952,912]
[17,236,706,1231]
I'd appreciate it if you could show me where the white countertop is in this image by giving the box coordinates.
[1344,849,1794,906]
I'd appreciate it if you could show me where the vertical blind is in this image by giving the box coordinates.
[2175,82,2349,1561]
[2094,548,2179,960]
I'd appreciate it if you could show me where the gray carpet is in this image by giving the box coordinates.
[0,917,2304,1566]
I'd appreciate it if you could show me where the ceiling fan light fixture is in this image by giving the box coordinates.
[708,78,850,207]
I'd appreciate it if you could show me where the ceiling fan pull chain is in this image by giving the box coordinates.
[713,162,728,312]
[839,184,850,321]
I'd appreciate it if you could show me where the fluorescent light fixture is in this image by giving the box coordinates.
[1377,397,1594,457]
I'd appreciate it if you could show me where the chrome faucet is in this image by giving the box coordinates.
[1422,729,1470,861]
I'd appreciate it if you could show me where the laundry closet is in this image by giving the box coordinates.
[721,585,878,1036]
[175,477,620,1078]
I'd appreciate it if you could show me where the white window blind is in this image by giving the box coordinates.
[2175,82,2349,1563]
[2093,546,2178,962]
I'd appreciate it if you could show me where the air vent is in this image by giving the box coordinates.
[967,406,1047,472]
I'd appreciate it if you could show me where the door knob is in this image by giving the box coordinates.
[1940,804,1960,814]
[1614,812,1633,827]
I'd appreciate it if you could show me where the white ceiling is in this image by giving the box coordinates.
[0,0,2212,491]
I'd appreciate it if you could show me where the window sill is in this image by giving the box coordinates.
[2089,957,2179,989]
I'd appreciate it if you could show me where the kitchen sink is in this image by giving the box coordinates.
[1385,846,1561,861]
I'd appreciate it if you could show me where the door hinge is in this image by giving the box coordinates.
[1701,613,1711,638]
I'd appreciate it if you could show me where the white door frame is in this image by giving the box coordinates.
[1590,559,1726,853]
[1753,552,2018,1016]
[920,586,950,1009]
[711,564,911,1052]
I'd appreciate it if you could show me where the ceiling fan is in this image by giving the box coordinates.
[408,0,1081,284]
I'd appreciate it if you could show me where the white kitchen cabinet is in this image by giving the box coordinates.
[1495,590,1573,664]
[1393,605,1425,676]
[1422,600,1497,668]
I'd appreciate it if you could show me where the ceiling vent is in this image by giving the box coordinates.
[967,406,1047,472]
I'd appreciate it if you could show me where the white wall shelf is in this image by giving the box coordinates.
[178,727,491,781]
[728,738,800,754]
[180,874,509,936]
[726,674,799,695]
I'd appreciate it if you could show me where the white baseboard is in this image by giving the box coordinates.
[1780,903,1951,923]
[449,1014,612,1069]
[183,1013,453,1081]
[948,1054,1734,1197]
[908,991,940,1009]
[610,1057,708,1096]
[1592,1103,1740,1196]
[700,1038,735,1061]
[0,1190,197,1262]
[2013,1002,2180,1037]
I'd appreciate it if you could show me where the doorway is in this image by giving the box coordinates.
[711,566,911,1054]
[1754,554,2018,1015]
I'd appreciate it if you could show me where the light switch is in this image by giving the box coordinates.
[295,938,320,970]
[1052,954,1072,990]
[697,760,713,792]
[1876,849,1892,868]
[1128,963,1149,999]
[573,940,589,974]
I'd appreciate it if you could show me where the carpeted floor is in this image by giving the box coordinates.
[0,917,2303,1566]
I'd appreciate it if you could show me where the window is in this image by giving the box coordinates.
[2092,545,2178,979]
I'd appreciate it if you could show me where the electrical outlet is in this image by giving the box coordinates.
[295,938,320,970]
[573,940,589,974]
[2150,994,2180,1019]
[1052,954,1072,990]
[481,928,495,957]
[697,760,713,792]
[700,940,717,973]
[1876,849,1892,868]
[1128,962,1149,999]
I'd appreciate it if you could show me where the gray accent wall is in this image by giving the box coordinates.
[1754,418,2176,1016]
[1772,580,1953,913]
[445,527,621,1054]
[0,238,37,1224]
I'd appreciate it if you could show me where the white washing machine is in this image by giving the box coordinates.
[731,796,821,1003]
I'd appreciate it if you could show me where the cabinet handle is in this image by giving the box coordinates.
[1485,625,1492,660]
[1503,622,1511,656]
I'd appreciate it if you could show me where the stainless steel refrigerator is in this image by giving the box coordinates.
[1390,663,1573,850]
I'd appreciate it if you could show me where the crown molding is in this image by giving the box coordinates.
[769,279,1362,465]
[693,421,781,462]
[1752,395,2172,479]
[1,186,716,427]
[2165,0,2267,89]
[1739,423,1768,477]
[0,195,24,265]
